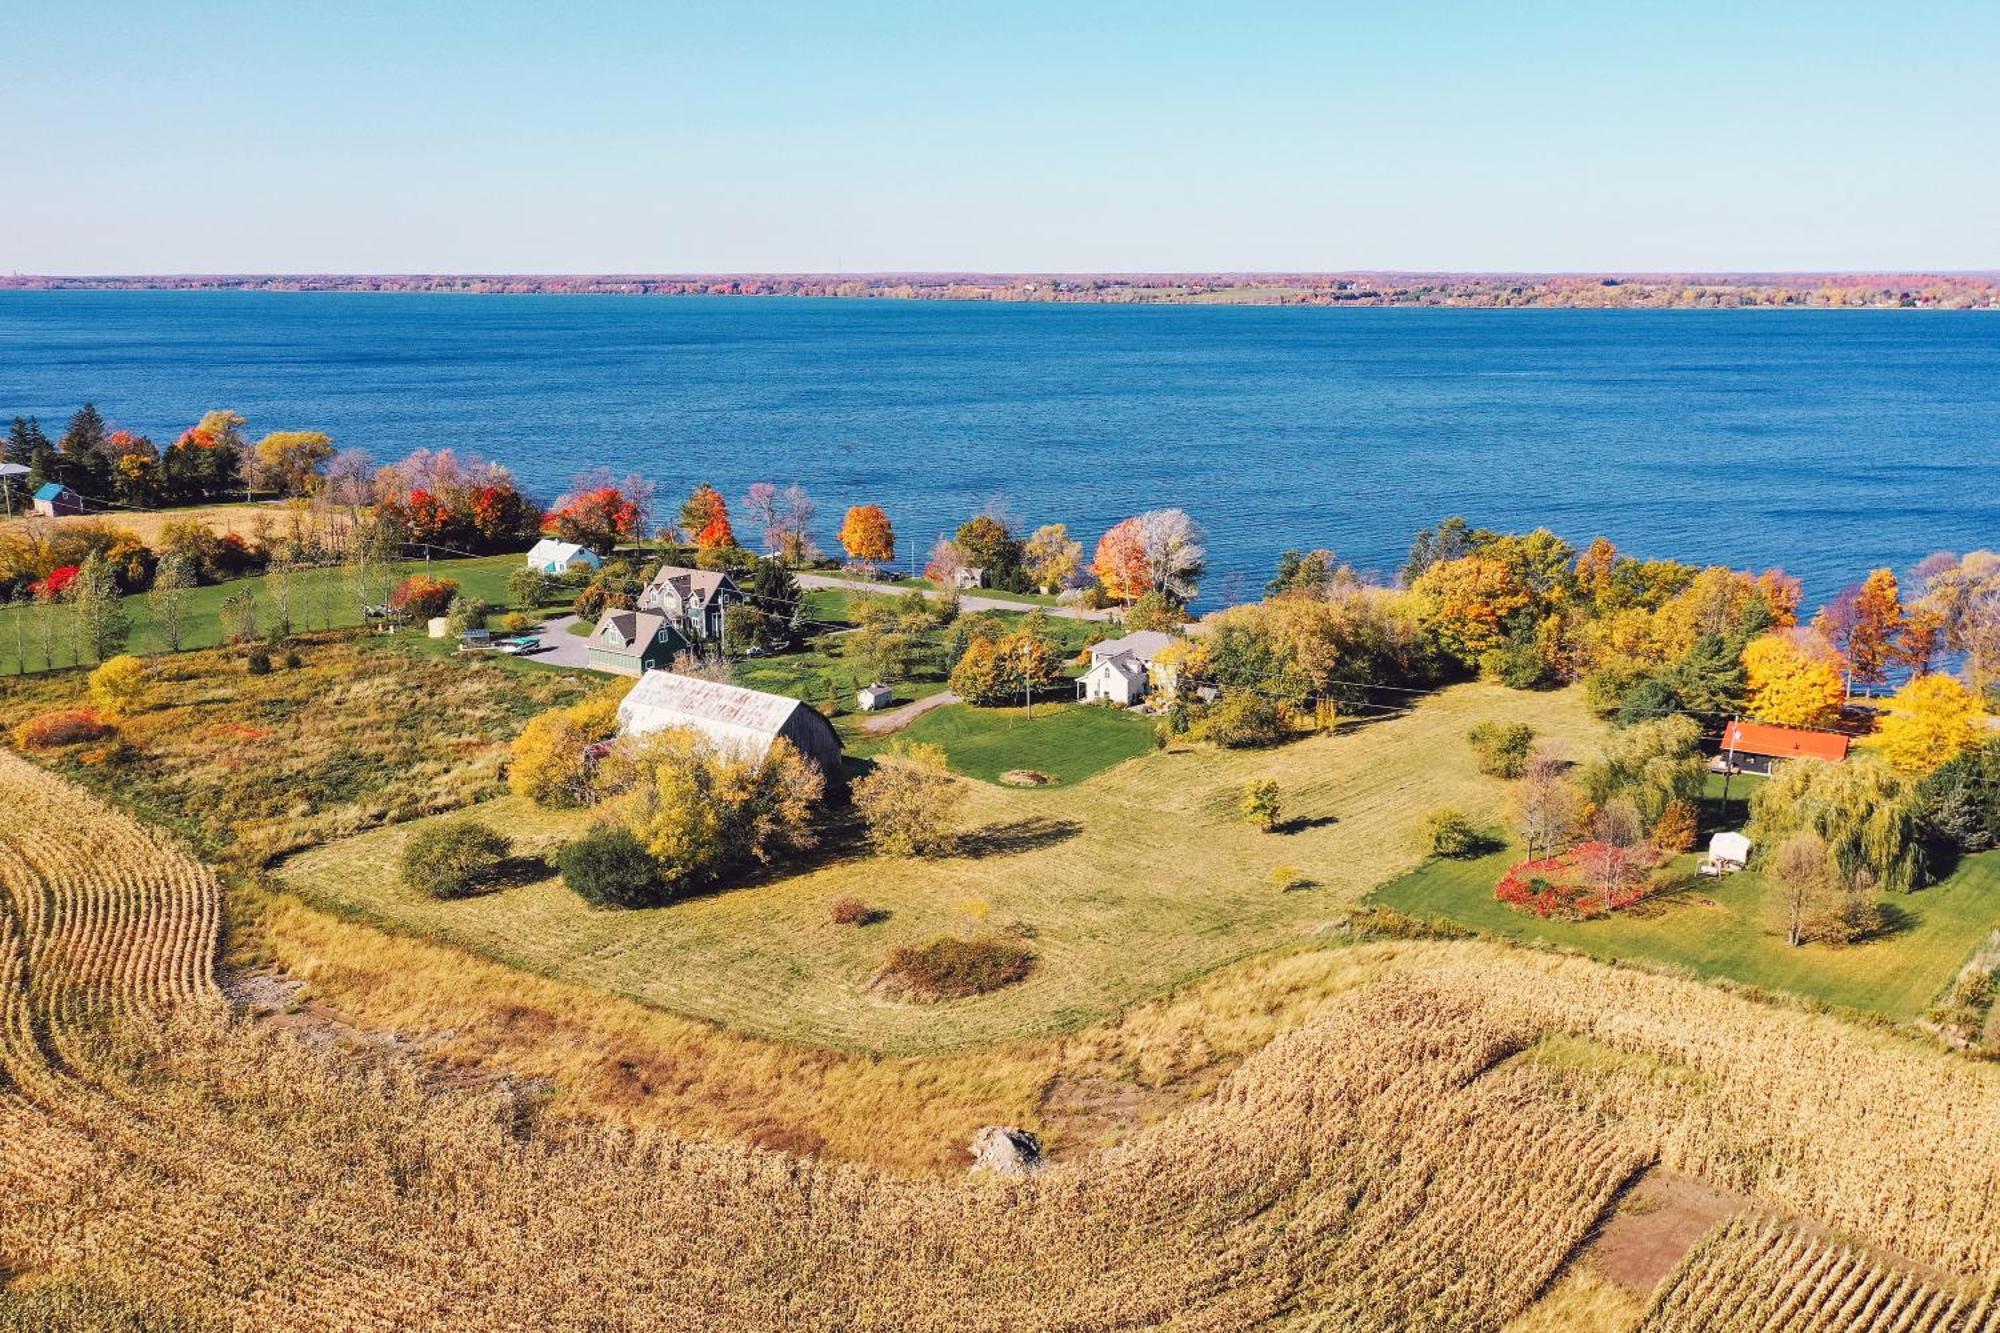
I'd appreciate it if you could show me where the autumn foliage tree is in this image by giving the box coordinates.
[544,487,640,554]
[1877,674,1985,775]
[1815,569,1905,693]
[681,484,737,551]
[1741,633,1846,727]
[1411,555,1531,666]
[838,504,895,568]
[1090,518,1153,604]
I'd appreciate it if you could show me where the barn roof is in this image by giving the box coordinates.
[1722,720,1850,763]
[618,670,839,752]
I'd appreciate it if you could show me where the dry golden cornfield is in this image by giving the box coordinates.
[4,747,2000,1329]
[1637,1215,2000,1332]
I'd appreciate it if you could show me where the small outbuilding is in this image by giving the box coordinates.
[427,616,451,639]
[524,538,604,576]
[954,566,986,590]
[31,483,83,518]
[617,670,844,778]
[857,682,895,712]
[1700,831,1753,878]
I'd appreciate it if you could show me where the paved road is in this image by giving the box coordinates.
[794,573,1118,622]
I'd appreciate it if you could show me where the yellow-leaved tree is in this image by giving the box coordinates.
[87,654,149,717]
[508,690,627,807]
[1741,634,1846,727]
[1876,674,1985,775]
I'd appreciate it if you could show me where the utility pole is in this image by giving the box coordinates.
[1022,637,1032,721]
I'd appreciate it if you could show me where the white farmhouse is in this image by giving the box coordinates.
[1077,629,1177,706]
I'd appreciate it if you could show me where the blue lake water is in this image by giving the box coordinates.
[2,291,1996,605]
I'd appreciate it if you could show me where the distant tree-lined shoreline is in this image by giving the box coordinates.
[4,272,1996,308]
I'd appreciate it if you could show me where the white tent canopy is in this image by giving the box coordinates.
[1707,831,1752,866]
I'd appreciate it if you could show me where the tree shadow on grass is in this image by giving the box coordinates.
[1860,900,1918,944]
[955,817,1083,859]
[1275,814,1340,835]
[479,854,554,894]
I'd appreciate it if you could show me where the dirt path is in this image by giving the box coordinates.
[859,691,960,735]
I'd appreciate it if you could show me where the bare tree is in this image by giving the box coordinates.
[1771,831,1834,947]
[744,482,780,553]
[1515,768,1583,862]
[1136,508,1206,602]
[777,484,817,566]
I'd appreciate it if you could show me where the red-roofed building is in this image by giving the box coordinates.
[1715,720,1850,775]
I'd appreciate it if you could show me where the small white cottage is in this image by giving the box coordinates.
[857,682,895,712]
[524,538,604,576]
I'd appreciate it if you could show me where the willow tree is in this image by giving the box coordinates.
[1747,756,1928,894]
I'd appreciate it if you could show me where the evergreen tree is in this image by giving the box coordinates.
[58,403,111,496]
[13,417,57,493]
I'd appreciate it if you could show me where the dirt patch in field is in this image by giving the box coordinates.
[1588,1169,1747,1293]
[999,769,1058,786]
[1036,1074,1187,1160]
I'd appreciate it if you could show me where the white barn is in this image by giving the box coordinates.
[616,670,844,777]
[525,538,604,576]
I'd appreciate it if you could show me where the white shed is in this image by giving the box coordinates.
[857,682,895,712]
[427,616,451,639]
[1700,831,1753,877]
[525,538,604,576]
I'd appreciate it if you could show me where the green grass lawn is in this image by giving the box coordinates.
[0,553,528,675]
[852,701,1156,785]
[1370,845,2000,1022]
[279,683,1608,1054]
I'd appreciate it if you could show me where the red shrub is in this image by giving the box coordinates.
[1494,841,1660,921]
[31,565,80,600]
[389,575,460,619]
[13,709,115,750]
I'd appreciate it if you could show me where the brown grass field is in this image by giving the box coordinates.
[5,751,2000,1327]
[0,499,286,546]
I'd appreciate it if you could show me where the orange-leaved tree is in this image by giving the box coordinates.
[544,487,640,553]
[1091,517,1148,603]
[1410,554,1531,665]
[680,483,735,550]
[838,504,895,566]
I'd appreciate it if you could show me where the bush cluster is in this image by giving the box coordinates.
[557,827,666,909]
[12,709,116,750]
[877,935,1035,1002]
[400,820,511,900]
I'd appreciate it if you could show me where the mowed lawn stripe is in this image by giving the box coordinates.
[280,683,1606,1054]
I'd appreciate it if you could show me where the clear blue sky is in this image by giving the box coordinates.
[5,1,1995,273]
